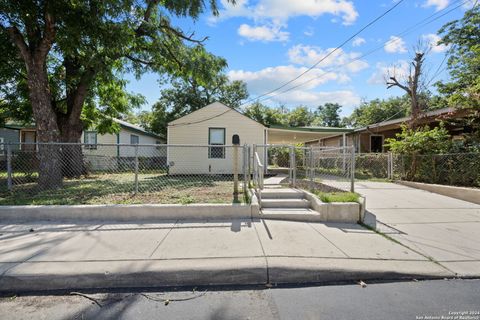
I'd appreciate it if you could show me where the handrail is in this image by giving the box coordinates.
[254,152,264,190]
[253,151,264,205]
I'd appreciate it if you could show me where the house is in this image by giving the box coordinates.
[306,107,472,153]
[1,119,166,170]
[167,102,352,174]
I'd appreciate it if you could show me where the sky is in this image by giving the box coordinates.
[125,0,475,117]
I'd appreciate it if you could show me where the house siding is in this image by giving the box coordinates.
[0,128,20,151]
[168,102,265,174]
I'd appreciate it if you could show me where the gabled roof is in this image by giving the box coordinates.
[113,118,165,140]
[2,119,165,140]
[168,102,265,128]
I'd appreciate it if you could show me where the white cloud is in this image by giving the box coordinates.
[228,65,361,107]
[268,90,361,107]
[368,60,410,85]
[352,37,366,47]
[228,65,343,94]
[287,44,369,73]
[304,27,315,37]
[422,0,449,11]
[384,36,407,53]
[422,33,448,53]
[238,23,289,42]
[215,0,359,25]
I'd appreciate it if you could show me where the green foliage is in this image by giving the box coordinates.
[286,106,315,127]
[243,102,285,126]
[436,5,480,110]
[343,96,410,127]
[314,192,359,203]
[385,124,452,154]
[314,103,343,127]
[0,0,233,131]
[142,65,248,135]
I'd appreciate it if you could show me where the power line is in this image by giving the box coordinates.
[248,0,469,106]
[240,0,406,106]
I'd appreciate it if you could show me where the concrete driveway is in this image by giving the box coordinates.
[356,181,480,277]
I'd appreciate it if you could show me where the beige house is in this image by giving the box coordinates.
[167,102,352,174]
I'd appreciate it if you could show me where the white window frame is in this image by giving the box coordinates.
[84,131,97,150]
[208,128,226,159]
[130,134,139,145]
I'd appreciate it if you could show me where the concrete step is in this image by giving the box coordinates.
[261,198,310,209]
[260,208,324,222]
[260,188,305,199]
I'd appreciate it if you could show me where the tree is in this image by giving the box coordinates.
[146,62,248,136]
[286,106,315,127]
[436,5,480,110]
[343,96,410,127]
[0,0,232,188]
[243,102,284,126]
[386,50,428,128]
[314,103,343,127]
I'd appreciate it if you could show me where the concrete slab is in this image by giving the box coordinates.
[152,219,264,259]
[309,223,427,261]
[369,208,480,224]
[254,220,346,258]
[0,232,75,263]
[267,257,453,284]
[0,258,268,291]
[27,228,174,261]
[390,222,480,262]
[359,187,479,210]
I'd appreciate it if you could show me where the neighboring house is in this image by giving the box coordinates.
[1,119,166,170]
[167,102,351,174]
[306,107,472,153]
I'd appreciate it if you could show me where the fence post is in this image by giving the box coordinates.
[387,152,393,179]
[390,152,394,179]
[308,147,315,189]
[6,143,12,191]
[290,146,296,187]
[134,144,139,194]
[350,145,355,193]
[233,144,239,195]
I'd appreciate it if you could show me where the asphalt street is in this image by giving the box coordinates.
[0,279,479,320]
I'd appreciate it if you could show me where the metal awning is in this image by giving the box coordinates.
[267,126,353,144]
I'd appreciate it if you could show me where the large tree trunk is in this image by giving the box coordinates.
[26,62,63,189]
[58,119,85,178]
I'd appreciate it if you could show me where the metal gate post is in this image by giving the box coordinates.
[134,145,139,194]
[290,146,296,187]
[6,143,12,191]
[307,147,314,189]
[350,145,355,193]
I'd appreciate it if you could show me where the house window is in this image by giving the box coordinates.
[130,134,139,144]
[84,131,97,150]
[209,128,225,159]
[370,135,383,153]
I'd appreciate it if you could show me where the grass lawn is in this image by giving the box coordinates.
[311,190,360,203]
[0,172,245,205]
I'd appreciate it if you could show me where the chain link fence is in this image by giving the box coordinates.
[0,143,248,205]
[348,151,480,188]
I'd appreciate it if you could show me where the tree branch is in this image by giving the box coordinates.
[5,25,31,63]
[160,23,208,44]
[386,76,411,94]
[36,4,56,59]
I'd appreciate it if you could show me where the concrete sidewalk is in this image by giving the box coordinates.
[0,218,451,292]
[356,181,480,278]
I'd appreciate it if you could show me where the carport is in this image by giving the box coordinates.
[266,125,353,145]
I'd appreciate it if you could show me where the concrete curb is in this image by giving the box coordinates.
[396,180,480,205]
[302,190,361,223]
[0,203,251,222]
[0,258,267,292]
[0,257,456,292]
